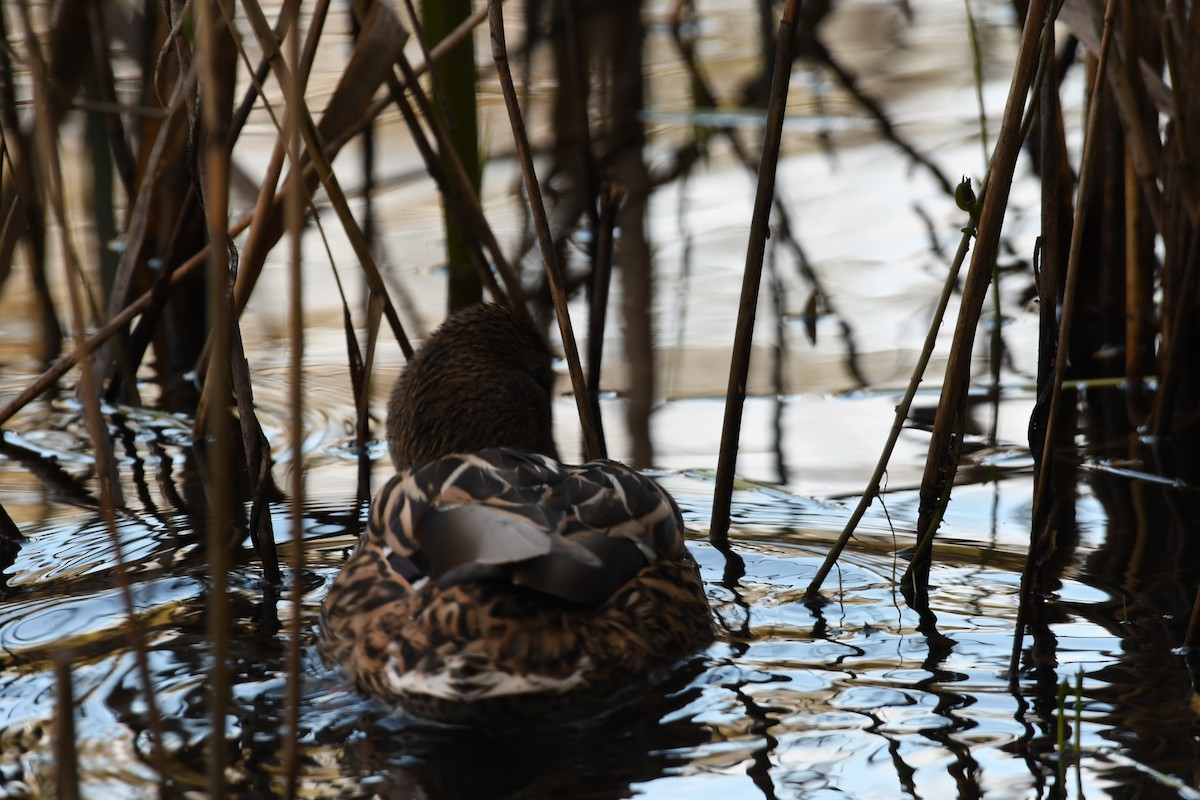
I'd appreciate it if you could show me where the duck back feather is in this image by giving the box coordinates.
[319,448,713,720]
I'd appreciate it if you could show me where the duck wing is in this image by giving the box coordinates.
[362,448,686,605]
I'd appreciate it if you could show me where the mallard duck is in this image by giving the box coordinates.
[319,303,713,723]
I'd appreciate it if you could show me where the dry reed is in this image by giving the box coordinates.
[709,0,802,548]
[3,0,1199,791]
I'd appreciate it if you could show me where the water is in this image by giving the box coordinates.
[3,0,1199,796]
[1,388,1196,798]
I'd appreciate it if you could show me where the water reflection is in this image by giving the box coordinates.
[318,663,712,799]
[0,402,1197,797]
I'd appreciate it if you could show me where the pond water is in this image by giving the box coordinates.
[2,0,1200,797]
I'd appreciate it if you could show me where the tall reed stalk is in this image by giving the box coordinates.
[282,2,305,793]
[709,0,801,548]
[193,0,235,792]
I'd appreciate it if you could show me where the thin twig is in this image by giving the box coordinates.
[85,0,137,199]
[15,1,167,789]
[487,0,601,460]
[904,0,1058,605]
[1017,0,1120,651]
[375,0,527,311]
[194,0,289,588]
[53,650,79,800]
[709,0,801,548]
[192,0,234,792]
[806,231,972,597]
[239,0,412,355]
[281,3,304,793]
[387,56,512,310]
[585,184,622,461]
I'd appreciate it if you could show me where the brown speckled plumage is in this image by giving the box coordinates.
[319,304,713,722]
[385,303,558,469]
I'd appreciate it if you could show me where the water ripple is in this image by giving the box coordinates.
[0,577,201,658]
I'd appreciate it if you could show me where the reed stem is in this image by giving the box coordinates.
[709,0,801,548]
[15,1,167,789]
[1016,0,1120,662]
[487,0,602,461]
[806,231,972,597]
[905,0,1058,604]
[53,650,79,800]
[282,2,306,794]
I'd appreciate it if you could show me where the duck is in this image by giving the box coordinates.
[318,303,714,723]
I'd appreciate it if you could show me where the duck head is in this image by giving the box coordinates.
[386,303,559,469]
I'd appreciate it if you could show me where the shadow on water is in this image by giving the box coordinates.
[1012,385,1200,798]
[304,660,714,799]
